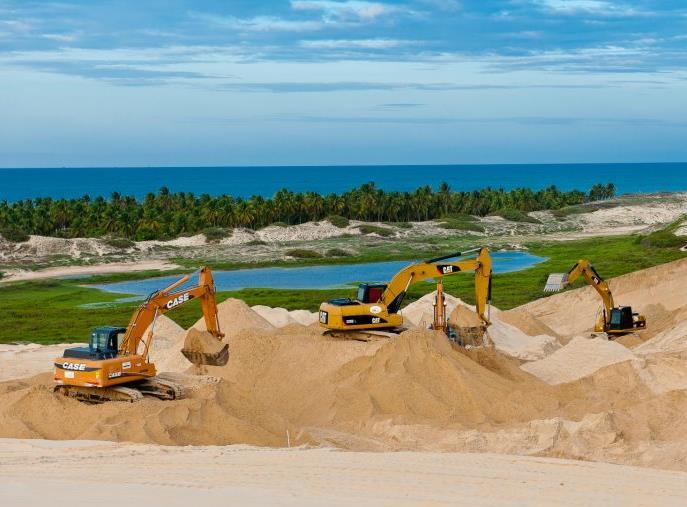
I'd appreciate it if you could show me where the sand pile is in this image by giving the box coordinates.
[251,305,319,327]
[146,316,189,373]
[520,257,687,336]
[521,336,636,385]
[401,291,463,328]
[193,298,274,338]
[487,319,560,361]
[450,305,483,327]
[497,308,560,339]
[5,258,687,470]
[251,305,297,327]
[634,306,687,356]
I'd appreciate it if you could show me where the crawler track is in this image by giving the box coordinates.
[54,378,186,404]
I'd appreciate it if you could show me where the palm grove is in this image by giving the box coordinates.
[0,182,616,242]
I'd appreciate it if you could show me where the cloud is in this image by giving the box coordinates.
[190,13,323,32]
[299,38,416,49]
[216,81,607,93]
[291,1,400,22]
[534,0,644,17]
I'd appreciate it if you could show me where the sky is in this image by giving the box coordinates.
[0,0,686,167]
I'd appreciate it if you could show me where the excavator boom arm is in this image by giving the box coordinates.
[565,260,615,317]
[380,247,492,324]
[118,267,223,358]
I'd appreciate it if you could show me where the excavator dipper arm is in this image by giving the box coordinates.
[563,260,615,320]
[380,247,493,324]
[118,267,224,360]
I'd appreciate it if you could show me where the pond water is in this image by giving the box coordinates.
[90,251,546,298]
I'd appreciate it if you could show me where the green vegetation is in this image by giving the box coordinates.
[246,239,267,246]
[0,182,614,241]
[385,221,412,229]
[438,214,485,232]
[491,208,540,223]
[552,200,623,219]
[2,231,685,344]
[356,224,394,237]
[202,227,230,242]
[640,216,687,248]
[0,226,29,243]
[327,215,350,228]
[326,248,352,257]
[104,238,135,249]
[285,249,323,259]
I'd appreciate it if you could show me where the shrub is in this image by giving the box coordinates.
[104,238,135,249]
[0,226,29,243]
[327,215,350,228]
[0,271,3,280]
[491,208,540,224]
[326,248,352,257]
[640,217,687,248]
[356,224,394,237]
[202,227,230,242]
[246,239,267,246]
[385,222,412,229]
[286,248,322,259]
[438,219,485,232]
[441,213,477,222]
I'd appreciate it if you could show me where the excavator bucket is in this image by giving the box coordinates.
[181,328,229,366]
[543,273,569,293]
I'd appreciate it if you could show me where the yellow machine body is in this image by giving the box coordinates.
[319,247,492,335]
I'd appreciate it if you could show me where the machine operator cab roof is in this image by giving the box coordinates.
[327,283,388,307]
[62,326,126,360]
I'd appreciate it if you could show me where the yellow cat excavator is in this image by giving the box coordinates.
[54,267,228,403]
[319,247,492,340]
[544,259,647,335]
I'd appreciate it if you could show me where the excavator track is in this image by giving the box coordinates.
[54,377,186,404]
[54,384,145,404]
[323,328,405,342]
[135,378,186,401]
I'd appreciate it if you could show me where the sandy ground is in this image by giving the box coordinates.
[2,439,687,507]
[1,260,180,282]
[6,257,687,504]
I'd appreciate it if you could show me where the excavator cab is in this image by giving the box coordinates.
[62,326,125,360]
[357,283,387,304]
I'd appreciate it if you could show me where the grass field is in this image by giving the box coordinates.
[0,234,684,344]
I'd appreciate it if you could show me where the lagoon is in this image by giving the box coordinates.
[92,251,546,297]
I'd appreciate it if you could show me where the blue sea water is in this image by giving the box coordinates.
[90,251,545,295]
[1,163,686,201]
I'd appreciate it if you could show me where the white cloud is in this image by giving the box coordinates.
[41,33,79,42]
[535,0,643,17]
[299,38,415,49]
[291,1,399,22]
[191,13,323,32]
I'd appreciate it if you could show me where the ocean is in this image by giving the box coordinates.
[0,163,685,201]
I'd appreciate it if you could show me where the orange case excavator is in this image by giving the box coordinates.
[54,267,226,403]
